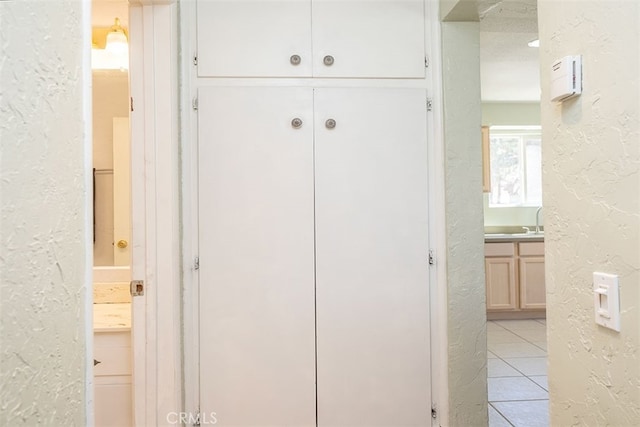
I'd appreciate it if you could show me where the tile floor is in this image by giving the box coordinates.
[488,319,549,427]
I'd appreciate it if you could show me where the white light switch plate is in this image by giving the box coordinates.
[593,272,620,332]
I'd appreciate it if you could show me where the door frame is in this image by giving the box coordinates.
[424,1,449,423]
[129,1,181,425]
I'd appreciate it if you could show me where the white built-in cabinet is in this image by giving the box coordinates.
[195,1,430,426]
[196,0,426,78]
[198,86,430,426]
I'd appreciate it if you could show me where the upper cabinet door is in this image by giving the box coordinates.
[197,0,313,77]
[312,0,425,78]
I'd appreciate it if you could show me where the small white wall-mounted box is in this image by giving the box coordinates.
[550,55,582,102]
[593,272,620,332]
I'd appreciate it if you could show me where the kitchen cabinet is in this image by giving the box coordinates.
[485,243,517,310]
[197,86,430,426]
[485,240,545,314]
[196,0,425,78]
[519,242,546,309]
[94,330,132,427]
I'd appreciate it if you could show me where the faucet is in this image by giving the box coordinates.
[535,206,543,234]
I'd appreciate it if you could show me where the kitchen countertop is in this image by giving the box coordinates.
[94,303,131,332]
[485,233,544,243]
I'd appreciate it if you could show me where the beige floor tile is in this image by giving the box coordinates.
[488,330,528,344]
[489,404,513,427]
[529,375,548,391]
[488,342,547,358]
[532,341,547,351]
[488,358,523,378]
[512,329,547,342]
[495,319,546,331]
[492,400,549,427]
[488,377,548,402]
[488,321,507,332]
[503,357,548,376]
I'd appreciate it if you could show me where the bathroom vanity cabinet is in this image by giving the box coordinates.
[94,303,132,427]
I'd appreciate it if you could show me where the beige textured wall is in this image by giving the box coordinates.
[441,21,488,426]
[482,102,541,127]
[0,1,91,425]
[538,1,640,425]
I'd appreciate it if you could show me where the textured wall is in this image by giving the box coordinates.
[0,1,90,425]
[538,1,640,425]
[482,102,541,127]
[441,22,488,426]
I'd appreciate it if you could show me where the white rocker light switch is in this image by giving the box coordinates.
[593,272,620,332]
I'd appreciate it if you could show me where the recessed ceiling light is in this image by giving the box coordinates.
[528,39,540,48]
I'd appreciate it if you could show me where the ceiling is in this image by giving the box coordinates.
[479,0,540,102]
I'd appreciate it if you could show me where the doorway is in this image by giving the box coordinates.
[478,1,549,425]
[91,2,133,425]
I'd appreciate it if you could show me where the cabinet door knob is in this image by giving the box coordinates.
[117,239,128,249]
[325,119,336,129]
[323,55,335,66]
[291,118,303,129]
[290,54,301,65]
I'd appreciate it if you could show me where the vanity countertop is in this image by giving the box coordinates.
[94,303,131,332]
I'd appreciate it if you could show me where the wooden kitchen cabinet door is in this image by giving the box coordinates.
[485,256,518,310]
[519,256,546,309]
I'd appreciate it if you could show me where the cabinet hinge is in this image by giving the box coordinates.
[194,256,200,271]
[193,55,198,66]
[130,97,134,112]
[193,96,198,111]
[130,280,144,297]
[425,56,430,68]
[428,250,435,266]
[431,405,437,419]
[426,98,433,112]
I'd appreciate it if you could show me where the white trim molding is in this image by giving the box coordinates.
[129,2,181,425]
[425,0,449,425]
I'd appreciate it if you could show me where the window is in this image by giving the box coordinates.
[489,126,542,207]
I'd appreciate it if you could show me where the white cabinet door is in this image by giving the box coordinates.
[95,381,133,427]
[196,0,425,78]
[312,0,425,78]
[314,88,430,426]
[196,0,312,77]
[198,87,316,427]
